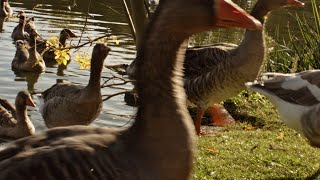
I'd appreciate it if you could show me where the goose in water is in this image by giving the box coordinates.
[0,91,35,139]
[37,28,77,66]
[246,70,320,148]
[0,0,12,17]
[11,11,30,41]
[183,0,304,135]
[39,43,110,128]
[0,0,261,178]
[12,28,46,72]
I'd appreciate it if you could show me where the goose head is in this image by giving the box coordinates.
[15,40,26,49]
[252,0,304,21]
[59,28,77,46]
[25,17,36,35]
[17,11,26,25]
[15,91,36,109]
[157,0,262,37]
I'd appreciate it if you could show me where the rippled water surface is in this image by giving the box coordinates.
[0,0,316,134]
[0,0,136,132]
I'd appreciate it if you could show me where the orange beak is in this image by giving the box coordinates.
[287,0,305,7]
[26,96,36,107]
[215,0,262,30]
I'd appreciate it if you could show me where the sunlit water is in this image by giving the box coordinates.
[0,0,136,133]
[0,0,316,137]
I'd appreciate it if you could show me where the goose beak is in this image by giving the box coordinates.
[287,0,304,7]
[215,0,262,30]
[26,96,36,107]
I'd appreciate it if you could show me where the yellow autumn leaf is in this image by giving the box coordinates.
[54,49,71,65]
[207,148,219,154]
[244,125,255,131]
[110,35,120,45]
[74,52,91,69]
[277,132,284,140]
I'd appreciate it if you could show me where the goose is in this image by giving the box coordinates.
[246,70,320,148]
[39,43,110,128]
[0,0,261,178]
[0,0,12,17]
[0,91,35,139]
[183,0,304,135]
[25,17,36,35]
[11,11,30,41]
[11,28,46,72]
[37,28,78,67]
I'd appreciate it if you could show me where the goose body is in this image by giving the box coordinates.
[39,44,109,128]
[246,70,320,147]
[12,29,46,72]
[0,91,36,139]
[0,0,261,178]
[184,0,304,134]
[0,0,12,17]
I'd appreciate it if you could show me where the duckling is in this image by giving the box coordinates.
[12,29,46,72]
[0,91,35,139]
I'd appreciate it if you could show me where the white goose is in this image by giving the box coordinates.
[246,70,320,147]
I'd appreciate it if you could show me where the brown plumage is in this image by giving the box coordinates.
[0,0,261,179]
[11,28,46,72]
[183,0,304,134]
[0,91,35,139]
[39,44,109,128]
[11,11,29,41]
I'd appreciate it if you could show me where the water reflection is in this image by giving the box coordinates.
[13,70,41,93]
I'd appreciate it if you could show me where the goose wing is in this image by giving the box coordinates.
[41,83,83,102]
[0,105,17,128]
[184,43,236,79]
[246,70,320,106]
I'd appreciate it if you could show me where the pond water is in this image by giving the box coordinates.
[0,0,316,134]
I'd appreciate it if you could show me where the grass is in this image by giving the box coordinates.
[194,91,320,179]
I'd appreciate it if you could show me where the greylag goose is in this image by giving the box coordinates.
[11,11,29,41]
[184,0,304,135]
[25,17,36,35]
[39,43,109,128]
[0,0,12,17]
[0,91,35,139]
[37,28,77,67]
[246,70,320,148]
[0,0,261,178]
[11,28,46,72]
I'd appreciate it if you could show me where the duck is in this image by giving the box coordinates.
[11,11,30,41]
[245,70,320,148]
[37,28,77,67]
[0,0,12,17]
[11,28,46,72]
[39,43,110,128]
[0,91,35,139]
[0,0,261,178]
[183,0,304,135]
